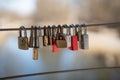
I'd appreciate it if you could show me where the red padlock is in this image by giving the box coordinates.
[52,37,59,52]
[70,24,78,50]
[52,25,59,53]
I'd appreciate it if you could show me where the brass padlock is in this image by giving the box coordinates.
[29,26,34,48]
[33,26,39,60]
[18,26,29,50]
[47,25,52,45]
[81,24,89,49]
[43,26,48,46]
[56,25,67,48]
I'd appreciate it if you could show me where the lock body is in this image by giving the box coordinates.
[48,36,52,45]
[52,37,59,52]
[71,36,78,50]
[56,34,67,48]
[43,36,48,46]
[65,35,71,47]
[18,37,28,50]
[70,24,78,50]
[39,37,43,48]
[33,48,38,60]
[81,34,89,49]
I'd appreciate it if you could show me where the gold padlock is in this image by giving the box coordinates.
[18,26,29,50]
[56,25,67,48]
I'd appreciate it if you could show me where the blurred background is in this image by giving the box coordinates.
[0,0,120,80]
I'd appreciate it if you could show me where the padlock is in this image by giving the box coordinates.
[43,26,48,46]
[70,24,78,50]
[47,25,52,45]
[76,24,82,49]
[63,24,71,47]
[29,26,34,48]
[81,24,89,49]
[38,26,43,48]
[33,26,39,60]
[18,26,29,50]
[56,25,67,48]
[52,25,59,52]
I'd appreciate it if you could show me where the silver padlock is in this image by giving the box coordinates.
[76,24,82,49]
[63,24,71,47]
[81,24,89,49]
[38,26,43,48]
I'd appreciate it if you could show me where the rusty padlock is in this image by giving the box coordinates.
[18,26,29,50]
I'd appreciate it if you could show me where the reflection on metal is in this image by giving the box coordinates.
[1,66,120,79]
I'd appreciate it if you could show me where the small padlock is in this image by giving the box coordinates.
[81,24,89,49]
[47,25,52,45]
[29,26,34,48]
[43,26,48,46]
[56,25,67,48]
[18,26,29,50]
[38,26,43,48]
[70,24,78,50]
[76,24,82,49]
[33,26,39,60]
[63,24,71,47]
[52,25,59,52]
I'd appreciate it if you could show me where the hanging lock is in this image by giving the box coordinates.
[71,24,78,50]
[43,26,48,46]
[81,24,89,49]
[47,25,52,45]
[56,25,67,48]
[33,26,39,60]
[29,26,34,48]
[76,24,82,49]
[52,25,59,52]
[63,24,71,47]
[18,26,29,50]
[38,26,43,48]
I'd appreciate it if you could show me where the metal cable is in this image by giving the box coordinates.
[0,22,120,31]
[1,66,120,79]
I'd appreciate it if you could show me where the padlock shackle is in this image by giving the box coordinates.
[82,24,87,34]
[52,25,56,37]
[76,24,82,32]
[19,26,27,37]
[30,26,34,36]
[38,26,42,36]
[57,25,63,34]
[44,26,47,36]
[47,25,51,36]
[63,24,70,35]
